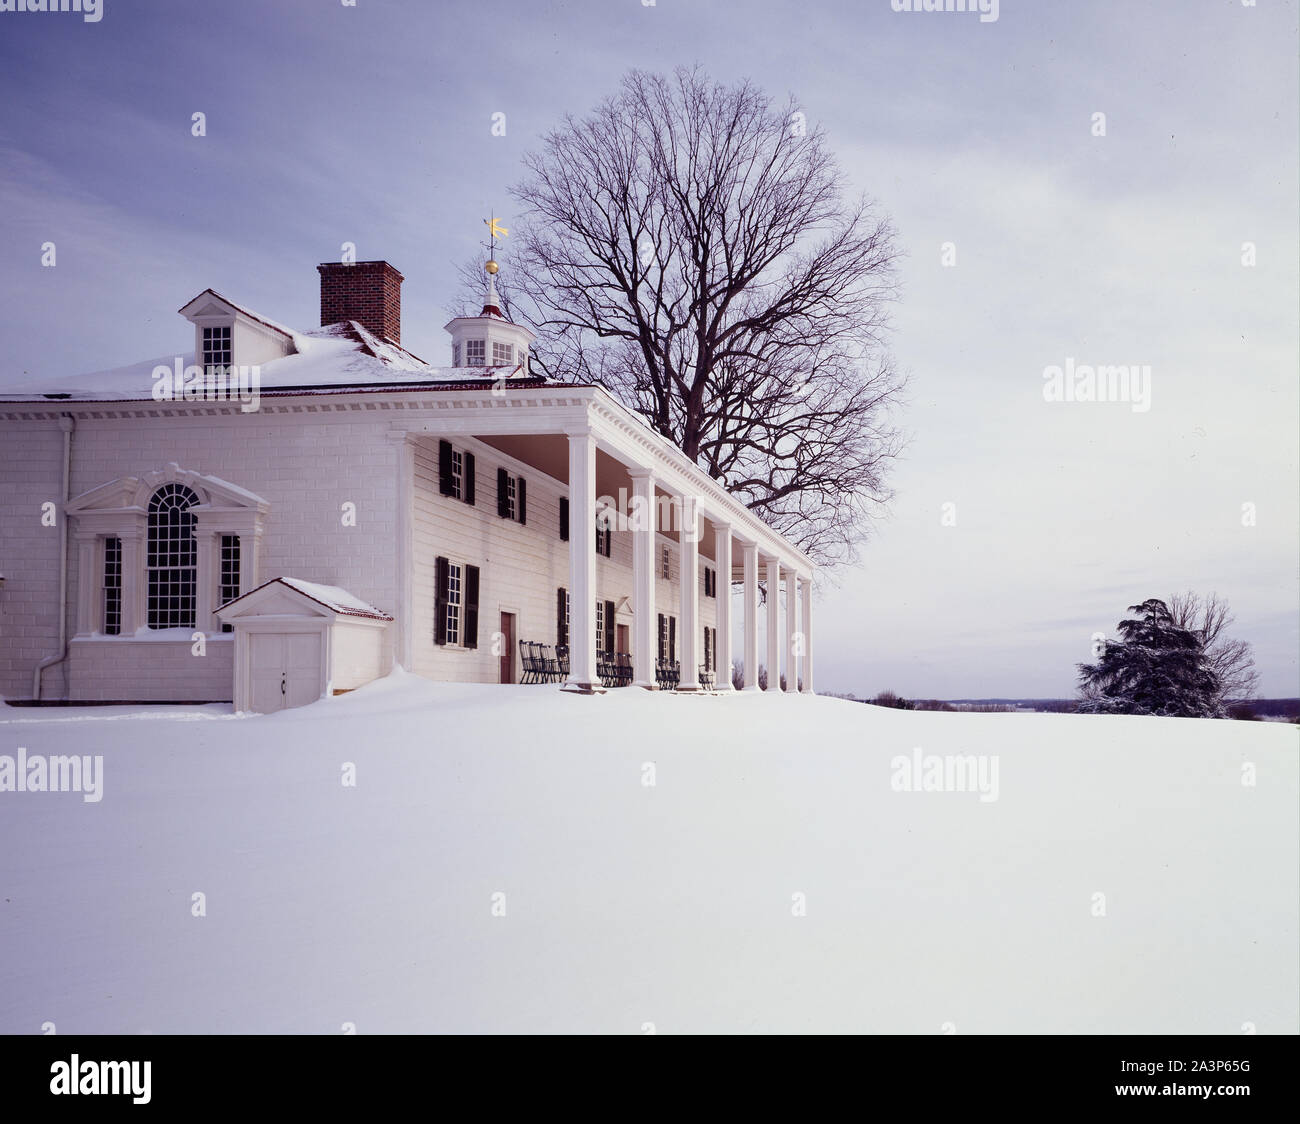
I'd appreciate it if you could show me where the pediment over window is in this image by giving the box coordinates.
[68,463,269,516]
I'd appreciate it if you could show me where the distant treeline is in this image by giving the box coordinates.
[833,692,1300,720]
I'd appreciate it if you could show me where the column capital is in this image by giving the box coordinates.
[627,465,656,481]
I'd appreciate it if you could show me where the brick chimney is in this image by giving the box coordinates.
[317,260,404,344]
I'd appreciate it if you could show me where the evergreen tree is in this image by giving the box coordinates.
[1077,599,1223,718]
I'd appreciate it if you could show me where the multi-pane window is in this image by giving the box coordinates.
[704,627,712,673]
[202,325,232,374]
[452,341,462,367]
[596,600,605,655]
[492,341,513,365]
[146,484,199,629]
[219,535,240,633]
[565,590,571,647]
[445,562,463,645]
[506,474,517,520]
[465,339,485,365]
[451,449,464,500]
[658,614,668,661]
[661,546,671,580]
[102,537,122,635]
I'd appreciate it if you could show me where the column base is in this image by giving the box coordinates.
[674,684,706,693]
[561,680,607,695]
[633,680,659,691]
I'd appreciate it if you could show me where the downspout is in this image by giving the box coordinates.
[33,413,75,700]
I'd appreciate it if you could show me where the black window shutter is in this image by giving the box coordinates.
[704,627,711,671]
[604,599,614,656]
[557,587,567,647]
[439,441,454,497]
[463,565,480,649]
[559,497,569,541]
[669,616,676,663]
[657,613,665,661]
[518,477,526,525]
[711,627,717,670]
[497,468,510,518]
[464,452,476,506]
[604,526,612,557]
[435,556,449,645]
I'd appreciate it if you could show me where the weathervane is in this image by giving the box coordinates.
[483,214,508,276]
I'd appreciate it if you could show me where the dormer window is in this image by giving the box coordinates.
[202,325,232,375]
[465,339,485,366]
[492,342,513,366]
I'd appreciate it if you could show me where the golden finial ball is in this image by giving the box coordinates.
[485,259,499,275]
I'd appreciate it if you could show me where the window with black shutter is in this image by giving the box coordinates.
[497,469,525,522]
[557,587,569,647]
[669,616,676,664]
[704,627,711,672]
[463,565,480,648]
[559,497,569,541]
[435,556,449,644]
[604,599,615,656]
[464,452,475,506]
[439,440,454,497]
[657,613,666,661]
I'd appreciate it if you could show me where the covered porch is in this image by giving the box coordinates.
[389,385,816,696]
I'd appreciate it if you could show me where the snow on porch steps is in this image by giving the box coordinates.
[0,673,1294,1034]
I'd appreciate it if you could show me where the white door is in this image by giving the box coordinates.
[248,632,323,713]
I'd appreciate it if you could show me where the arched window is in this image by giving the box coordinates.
[146,483,199,629]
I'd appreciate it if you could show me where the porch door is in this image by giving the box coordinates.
[500,612,516,683]
[616,624,629,655]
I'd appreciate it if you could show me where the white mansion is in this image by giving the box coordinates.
[0,259,815,710]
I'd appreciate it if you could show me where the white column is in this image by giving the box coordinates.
[801,572,815,694]
[563,431,603,693]
[390,431,415,670]
[742,542,759,691]
[121,529,144,634]
[195,529,217,633]
[713,522,733,691]
[677,494,701,690]
[630,468,657,689]
[765,557,781,691]
[785,568,799,693]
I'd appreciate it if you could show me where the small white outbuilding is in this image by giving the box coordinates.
[215,578,392,714]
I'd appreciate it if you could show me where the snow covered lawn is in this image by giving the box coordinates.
[2,673,1296,1034]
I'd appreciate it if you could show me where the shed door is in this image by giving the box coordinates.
[249,632,323,713]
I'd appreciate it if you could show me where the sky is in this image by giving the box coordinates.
[0,0,1296,698]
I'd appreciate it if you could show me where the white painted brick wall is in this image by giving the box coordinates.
[1,404,721,701]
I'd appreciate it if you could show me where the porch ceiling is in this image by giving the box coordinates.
[476,433,722,563]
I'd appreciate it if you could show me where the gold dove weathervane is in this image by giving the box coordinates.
[483,215,508,276]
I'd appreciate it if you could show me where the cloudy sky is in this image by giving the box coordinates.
[1,0,1296,698]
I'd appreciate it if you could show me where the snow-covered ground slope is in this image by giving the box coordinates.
[1,673,1296,1034]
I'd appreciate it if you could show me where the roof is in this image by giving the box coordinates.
[218,577,393,621]
[0,318,549,403]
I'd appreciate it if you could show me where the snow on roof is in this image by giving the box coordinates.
[276,578,392,620]
[0,317,550,403]
[183,288,303,346]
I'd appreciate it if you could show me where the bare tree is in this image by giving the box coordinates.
[456,67,905,567]
[1168,591,1260,704]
